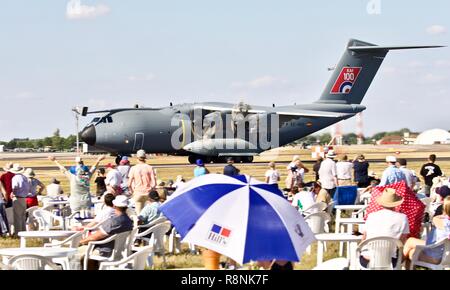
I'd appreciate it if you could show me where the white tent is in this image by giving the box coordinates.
[415,129,450,145]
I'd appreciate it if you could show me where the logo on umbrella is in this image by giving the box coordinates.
[295,224,304,237]
[207,224,232,246]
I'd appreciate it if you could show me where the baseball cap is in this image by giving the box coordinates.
[112,195,129,208]
[386,156,397,163]
[136,150,146,159]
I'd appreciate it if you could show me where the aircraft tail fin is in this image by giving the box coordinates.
[316,39,444,105]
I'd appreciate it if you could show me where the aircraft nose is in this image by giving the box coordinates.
[80,125,96,146]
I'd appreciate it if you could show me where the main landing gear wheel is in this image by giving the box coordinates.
[242,156,254,163]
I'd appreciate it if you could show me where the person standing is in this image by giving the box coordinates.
[312,157,323,182]
[0,182,10,236]
[1,163,15,230]
[128,150,157,215]
[380,156,406,186]
[46,178,64,198]
[10,164,30,235]
[397,159,415,191]
[24,168,45,208]
[318,150,338,198]
[223,157,240,177]
[105,163,123,195]
[49,155,104,213]
[194,159,209,177]
[94,168,107,197]
[117,157,131,194]
[336,155,353,186]
[420,154,443,197]
[265,162,280,186]
[353,154,370,188]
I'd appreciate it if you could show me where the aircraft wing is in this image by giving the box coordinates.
[193,104,354,118]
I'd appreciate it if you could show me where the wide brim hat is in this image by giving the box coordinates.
[326,150,337,158]
[24,168,35,178]
[376,188,404,208]
[9,164,25,174]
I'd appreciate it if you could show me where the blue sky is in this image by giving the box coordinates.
[0,0,449,140]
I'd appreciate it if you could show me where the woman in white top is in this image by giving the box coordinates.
[265,162,280,186]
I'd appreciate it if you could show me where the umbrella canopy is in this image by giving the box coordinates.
[160,174,316,264]
[365,181,425,238]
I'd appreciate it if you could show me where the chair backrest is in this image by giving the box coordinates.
[110,231,132,261]
[334,186,358,205]
[146,221,172,253]
[25,206,40,231]
[33,209,54,230]
[302,202,327,215]
[126,227,140,256]
[436,238,450,268]
[304,212,331,234]
[8,254,60,270]
[99,246,153,270]
[357,236,403,270]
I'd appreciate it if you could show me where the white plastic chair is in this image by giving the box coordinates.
[168,227,198,254]
[33,209,65,231]
[410,238,450,270]
[356,237,403,270]
[304,212,331,234]
[99,246,154,270]
[25,206,40,231]
[44,231,84,248]
[83,230,131,270]
[312,258,349,270]
[132,221,172,268]
[301,202,328,216]
[8,254,61,270]
[304,212,331,255]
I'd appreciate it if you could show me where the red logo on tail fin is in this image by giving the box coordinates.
[330,67,362,94]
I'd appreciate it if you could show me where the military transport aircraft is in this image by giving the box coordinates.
[80,39,443,164]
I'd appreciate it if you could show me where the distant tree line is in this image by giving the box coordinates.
[0,129,77,151]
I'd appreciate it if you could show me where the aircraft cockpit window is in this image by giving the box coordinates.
[99,117,113,123]
[92,117,100,123]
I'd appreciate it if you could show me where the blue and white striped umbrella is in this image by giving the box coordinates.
[160,174,316,264]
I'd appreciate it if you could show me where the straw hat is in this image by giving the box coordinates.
[3,162,13,172]
[24,168,35,178]
[9,163,25,174]
[326,150,337,159]
[376,188,404,208]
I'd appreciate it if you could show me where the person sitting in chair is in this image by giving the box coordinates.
[78,195,133,269]
[360,188,410,268]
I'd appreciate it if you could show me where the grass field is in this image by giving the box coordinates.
[1,144,449,269]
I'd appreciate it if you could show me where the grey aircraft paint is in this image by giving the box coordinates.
[80,39,443,164]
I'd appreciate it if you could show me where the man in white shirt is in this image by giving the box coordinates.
[362,188,409,268]
[318,150,338,198]
[397,158,415,190]
[336,155,353,186]
[105,163,123,195]
[46,178,64,197]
